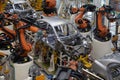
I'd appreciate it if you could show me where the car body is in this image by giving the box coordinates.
[34,16,91,58]
[5,0,34,17]
[33,16,92,73]
[92,52,120,80]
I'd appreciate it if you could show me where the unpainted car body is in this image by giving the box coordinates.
[34,16,91,62]
[5,0,34,17]
[92,52,120,80]
[34,16,91,69]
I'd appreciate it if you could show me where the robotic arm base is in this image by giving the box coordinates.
[93,30,111,42]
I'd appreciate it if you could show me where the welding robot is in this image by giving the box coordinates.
[42,0,57,17]
[90,5,120,80]
[91,5,117,59]
[75,4,96,37]
[0,1,13,79]
[0,13,40,80]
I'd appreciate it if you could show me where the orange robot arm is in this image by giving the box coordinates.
[0,13,39,57]
[27,26,39,33]
[19,29,32,56]
[0,13,16,39]
[97,5,115,38]
[0,27,16,36]
[15,21,39,56]
[43,0,56,17]
[75,8,86,24]
[75,7,90,29]
[75,4,96,29]
[46,0,56,8]
[97,7,108,37]
[69,60,78,71]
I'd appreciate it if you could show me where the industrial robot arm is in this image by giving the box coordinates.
[0,13,16,41]
[97,5,116,38]
[15,21,39,57]
[75,4,96,31]
[0,13,39,62]
[42,0,57,17]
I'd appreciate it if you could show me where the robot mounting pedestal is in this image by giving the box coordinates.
[91,38,113,59]
[13,56,33,80]
[0,76,5,80]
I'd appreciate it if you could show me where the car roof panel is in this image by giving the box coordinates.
[37,16,70,27]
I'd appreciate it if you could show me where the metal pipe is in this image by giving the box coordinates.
[82,68,104,80]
